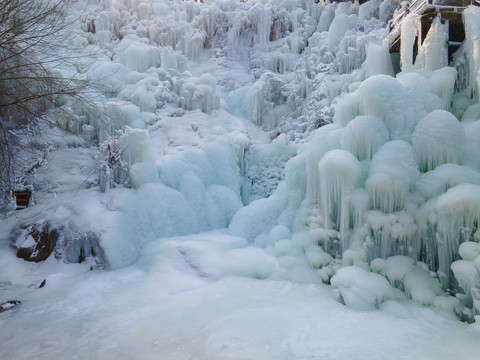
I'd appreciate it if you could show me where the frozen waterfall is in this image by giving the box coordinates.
[2,0,480,358]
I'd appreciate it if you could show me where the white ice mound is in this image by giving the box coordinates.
[179,73,219,113]
[334,75,429,142]
[452,242,480,293]
[115,37,162,73]
[414,164,480,202]
[383,255,415,289]
[366,140,419,213]
[331,266,395,310]
[412,110,466,172]
[340,115,390,161]
[451,241,480,318]
[403,266,443,305]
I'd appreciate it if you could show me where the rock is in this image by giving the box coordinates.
[13,222,59,262]
[10,217,108,269]
[0,300,21,313]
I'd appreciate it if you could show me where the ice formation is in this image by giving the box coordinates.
[412,110,466,172]
[3,2,480,355]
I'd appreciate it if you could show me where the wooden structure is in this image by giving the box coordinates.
[14,189,31,210]
[388,0,480,63]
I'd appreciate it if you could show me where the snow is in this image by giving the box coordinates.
[331,265,395,310]
[1,247,479,360]
[2,0,480,357]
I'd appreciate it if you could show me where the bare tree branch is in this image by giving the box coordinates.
[0,0,99,217]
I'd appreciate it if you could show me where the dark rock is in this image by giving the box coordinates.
[39,279,46,288]
[13,222,59,262]
[10,217,108,269]
[0,300,21,313]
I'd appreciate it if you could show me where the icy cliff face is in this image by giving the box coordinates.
[4,0,480,325]
[75,0,397,141]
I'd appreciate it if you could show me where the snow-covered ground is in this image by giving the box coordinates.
[1,231,480,360]
[2,0,480,358]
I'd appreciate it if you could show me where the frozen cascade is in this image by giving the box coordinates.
[5,4,480,355]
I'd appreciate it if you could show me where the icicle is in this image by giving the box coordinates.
[415,16,448,72]
[436,184,480,287]
[400,13,420,72]
[363,41,394,78]
[319,149,360,249]
[462,6,480,100]
[365,210,417,260]
[366,140,419,213]
[303,125,338,205]
[348,188,369,230]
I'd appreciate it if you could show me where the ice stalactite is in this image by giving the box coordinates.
[246,73,286,130]
[400,13,420,72]
[435,184,480,287]
[363,41,394,78]
[318,149,360,250]
[462,6,480,100]
[304,129,333,205]
[415,16,449,72]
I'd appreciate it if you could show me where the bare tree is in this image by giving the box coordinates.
[0,0,91,216]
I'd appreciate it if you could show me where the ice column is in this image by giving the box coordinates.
[319,149,360,249]
[363,41,394,78]
[463,6,480,100]
[400,13,420,72]
[415,16,448,71]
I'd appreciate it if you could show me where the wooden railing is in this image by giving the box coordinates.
[389,0,477,35]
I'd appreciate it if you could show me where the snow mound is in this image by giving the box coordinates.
[331,266,395,310]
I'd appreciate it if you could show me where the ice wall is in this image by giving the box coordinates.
[73,0,396,140]
[11,0,480,323]
[229,60,480,318]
